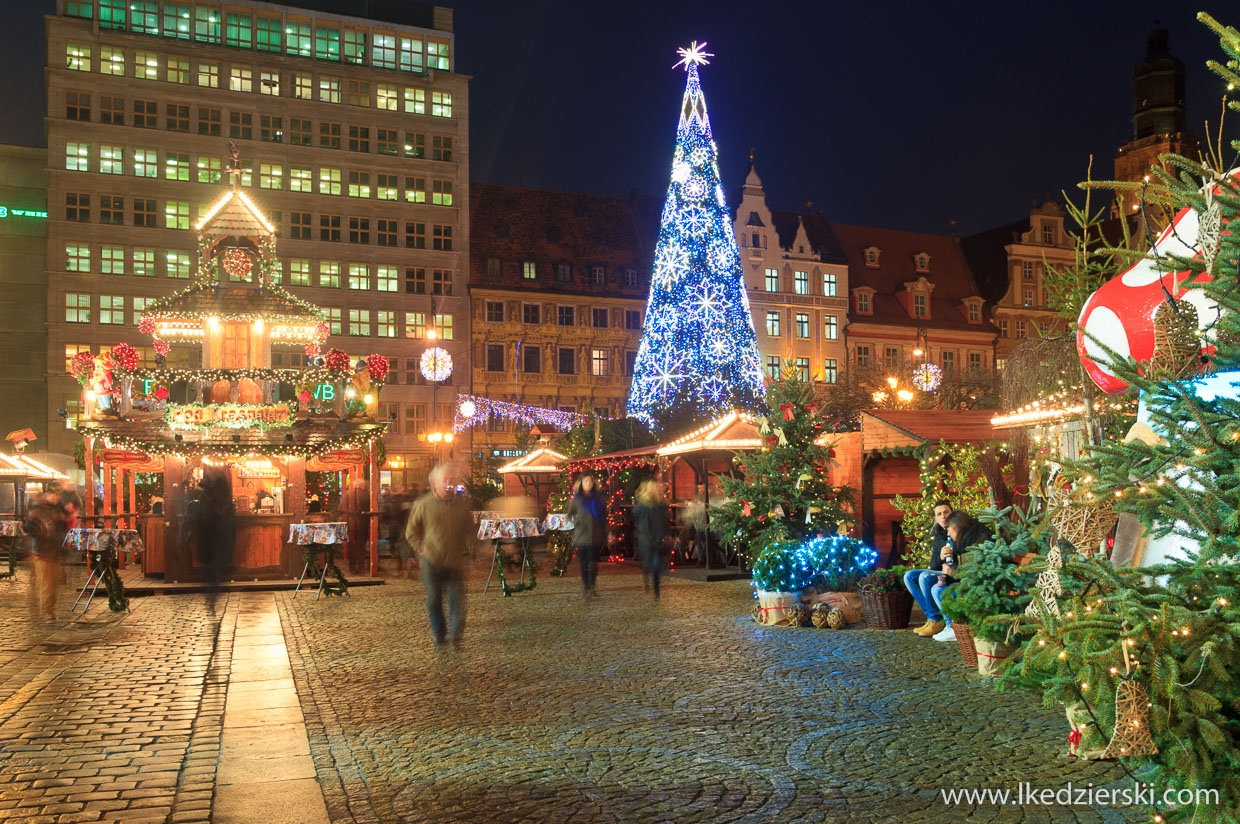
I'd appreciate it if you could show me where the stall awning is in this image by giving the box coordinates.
[498,448,568,475]
[0,454,71,482]
[656,411,763,456]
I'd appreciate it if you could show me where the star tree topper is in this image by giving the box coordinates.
[674,40,714,70]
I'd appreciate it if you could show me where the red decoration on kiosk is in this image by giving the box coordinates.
[138,317,157,336]
[366,353,390,384]
[152,338,171,357]
[324,348,351,374]
[112,342,139,371]
[70,352,96,380]
[222,247,253,281]
[304,343,322,358]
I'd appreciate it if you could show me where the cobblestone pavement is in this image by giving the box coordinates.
[0,570,229,824]
[279,561,1144,824]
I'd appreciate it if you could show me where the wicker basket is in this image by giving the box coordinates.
[859,589,914,630]
[953,622,978,668]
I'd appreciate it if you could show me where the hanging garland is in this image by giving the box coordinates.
[78,428,387,459]
[222,247,253,281]
[111,342,139,371]
[70,352,96,384]
[325,348,352,375]
[452,394,590,432]
[366,353,390,384]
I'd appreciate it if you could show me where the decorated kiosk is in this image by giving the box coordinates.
[73,164,388,583]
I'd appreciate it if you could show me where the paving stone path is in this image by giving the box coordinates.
[278,563,1144,824]
[0,561,1147,823]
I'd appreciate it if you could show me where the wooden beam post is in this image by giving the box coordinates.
[83,437,95,517]
[102,465,112,530]
[369,439,379,577]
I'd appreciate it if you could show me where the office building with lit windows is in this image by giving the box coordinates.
[44,0,468,488]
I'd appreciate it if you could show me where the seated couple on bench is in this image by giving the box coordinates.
[903,500,989,643]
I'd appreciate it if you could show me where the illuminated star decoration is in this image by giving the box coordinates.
[674,40,714,70]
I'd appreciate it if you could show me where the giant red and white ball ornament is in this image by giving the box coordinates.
[1076,178,1231,394]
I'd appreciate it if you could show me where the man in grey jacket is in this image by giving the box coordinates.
[405,464,474,648]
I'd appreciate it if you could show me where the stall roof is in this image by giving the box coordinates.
[0,454,71,482]
[860,410,1002,453]
[498,448,569,474]
[566,445,659,465]
[75,419,387,456]
[656,411,763,456]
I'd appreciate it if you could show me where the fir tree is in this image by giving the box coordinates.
[713,368,855,564]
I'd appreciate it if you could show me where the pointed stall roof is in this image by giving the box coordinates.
[195,190,276,237]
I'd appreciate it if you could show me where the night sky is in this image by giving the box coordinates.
[1,0,1230,235]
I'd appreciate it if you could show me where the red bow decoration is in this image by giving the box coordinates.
[804,402,819,415]
[154,386,170,401]
[1067,729,1082,758]
[298,390,312,403]
[765,435,778,446]
[780,402,796,421]
[742,500,751,516]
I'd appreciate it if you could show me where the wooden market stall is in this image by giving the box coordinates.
[73,171,389,583]
[497,448,569,514]
[0,453,72,519]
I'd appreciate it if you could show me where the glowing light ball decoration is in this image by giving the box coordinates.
[911,363,943,392]
[324,348,352,375]
[152,338,171,357]
[222,247,253,281]
[458,399,477,419]
[111,342,139,371]
[70,351,96,382]
[138,317,156,336]
[750,535,878,594]
[420,347,453,383]
[626,41,766,429]
[366,353,390,384]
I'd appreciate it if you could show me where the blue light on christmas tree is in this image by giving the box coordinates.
[627,42,766,429]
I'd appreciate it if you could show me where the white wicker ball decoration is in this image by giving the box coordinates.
[912,363,943,392]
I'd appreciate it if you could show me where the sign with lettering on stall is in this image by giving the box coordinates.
[307,448,367,472]
[99,448,164,472]
[166,403,294,431]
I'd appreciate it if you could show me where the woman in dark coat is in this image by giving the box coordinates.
[631,480,668,599]
[566,474,608,596]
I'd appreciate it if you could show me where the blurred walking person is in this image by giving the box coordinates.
[632,480,669,599]
[567,473,608,597]
[405,464,473,649]
[195,470,236,616]
[24,491,69,621]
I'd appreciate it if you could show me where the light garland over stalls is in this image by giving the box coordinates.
[88,429,386,460]
[452,394,590,432]
[626,42,766,428]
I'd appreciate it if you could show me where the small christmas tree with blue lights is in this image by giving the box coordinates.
[627,42,766,431]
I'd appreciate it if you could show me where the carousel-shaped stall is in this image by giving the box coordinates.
[73,173,388,583]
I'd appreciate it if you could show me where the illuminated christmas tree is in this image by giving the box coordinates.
[627,42,766,430]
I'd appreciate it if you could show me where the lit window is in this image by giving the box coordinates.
[404,175,426,203]
[229,64,252,91]
[65,141,89,172]
[197,61,219,88]
[377,266,398,292]
[132,149,157,177]
[100,295,125,325]
[256,14,281,51]
[129,0,158,33]
[431,179,453,205]
[591,349,610,377]
[256,70,279,96]
[319,262,341,288]
[764,268,779,292]
[823,359,838,384]
[165,250,190,278]
[259,163,282,189]
[427,38,450,70]
[131,297,152,324]
[66,43,91,72]
[766,356,781,380]
[348,170,370,198]
[373,34,396,68]
[765,311,781,337]
[315,23,341,61]
[432,314,454,340]
[348,309,370,336]
[823,272,838,297]
[404,88,426,114]
[66,243,90,273]
[134,51,158,80]
[197,156,221,184]
[165,152,189,181]
[856,292,871,313]
[431,91,452,118]
[795,357,811,382]
[321,308,341,335]
[289,166,311,193]
[100,47,124,76]
[824,315,838,340]
[400,36,424,72]
[376,311,395,338]
[101,245,124,275]
[224,11,251,46]
[319,168,342,195]
[794,270,808,295]
[285,20,311,56]
[66,293,92,323]
[166,56,189,83]
[377,173,397,201]
[289,259,310,286]
[161,3,189,39]
[293,72,312,99]
[193,5,220,42]
[132,247,155,277]
[795,313,810,338]
[405,131,425,158]
[348,263,370,290]
[165,200,189,230]
[377,84,397,110]
[942,351,956,372]
[404,312,425,338]
[319,76,341,104]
